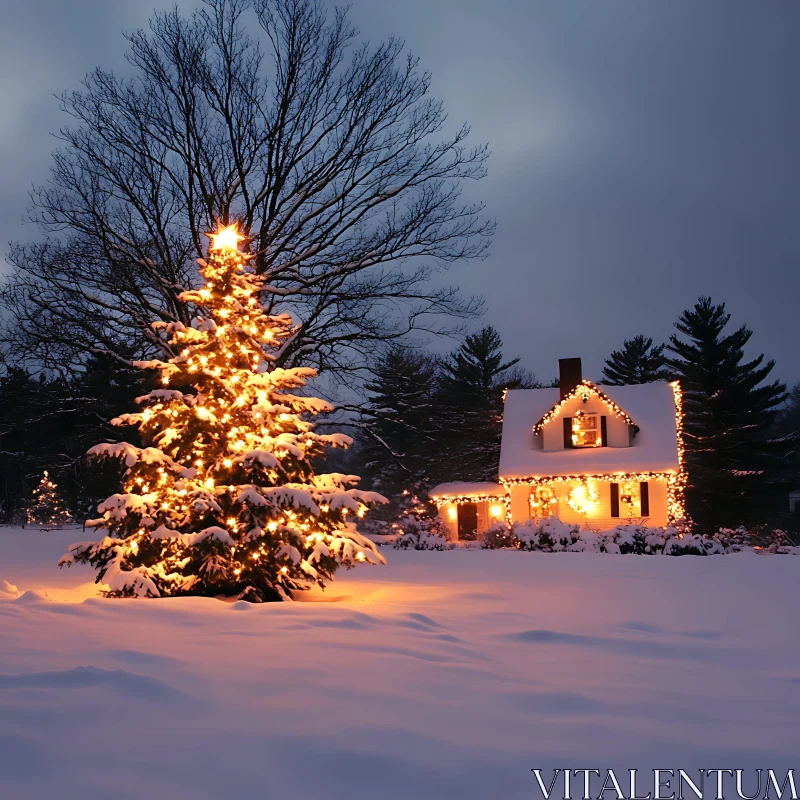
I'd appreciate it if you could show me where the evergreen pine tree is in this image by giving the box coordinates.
[434,326,534,484]
[667,296,786,530]
[440,327,522,399]
[362,346,438,498]
[61,224,385,602]
[64,352,153,518]
[774,383,800,440]
[0,357,149,522]
[772,383,800,510]
[0,368,38,520]
[27,471,71,527]
[602,335,671,385]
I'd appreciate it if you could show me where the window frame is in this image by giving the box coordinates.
[571,411,602,449]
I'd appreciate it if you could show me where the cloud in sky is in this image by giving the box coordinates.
[1,0,797,383]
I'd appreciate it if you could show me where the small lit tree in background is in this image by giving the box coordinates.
[27,471,71,528]
[61,226,385,602]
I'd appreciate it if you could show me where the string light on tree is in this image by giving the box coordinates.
[60,222,386,601]
[27,471,71,528]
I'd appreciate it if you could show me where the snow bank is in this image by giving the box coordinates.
[1,526,798,799]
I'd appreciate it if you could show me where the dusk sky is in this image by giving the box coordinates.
[1,1,797,385]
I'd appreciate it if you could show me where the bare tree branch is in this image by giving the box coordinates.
[1,0,492,381]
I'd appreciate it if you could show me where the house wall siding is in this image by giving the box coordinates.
[509,484,531,522]
[439,502,458,539]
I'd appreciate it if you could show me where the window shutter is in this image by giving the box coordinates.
[563,417,573,448]
[640,482,650,517]
[600,415,608,447]
[610,483,620,517]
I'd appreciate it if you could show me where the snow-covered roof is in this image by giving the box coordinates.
[499,382,679,480]
[428,481,507,500]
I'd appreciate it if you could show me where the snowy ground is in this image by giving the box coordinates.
[1,526,798,800]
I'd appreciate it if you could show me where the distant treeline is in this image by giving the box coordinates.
[1,297,798,533]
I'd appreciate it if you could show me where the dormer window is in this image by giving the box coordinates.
[571,411,602,448]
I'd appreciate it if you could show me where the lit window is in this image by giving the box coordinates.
[620,481,649,517]
[530,485,557,518]
[620,481,639,507]
[572,411,602,448]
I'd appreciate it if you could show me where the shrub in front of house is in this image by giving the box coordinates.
[480,521,519,549]
[509,520,728,555]
[392,515,451,550]
[393,530,448,550]
[393,515,800,555]
[713,526,796,553]
[512,519,624,553]
[515,519,577,552]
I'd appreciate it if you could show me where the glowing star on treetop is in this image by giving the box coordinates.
[208,223,245,252]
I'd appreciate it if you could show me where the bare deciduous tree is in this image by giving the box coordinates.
[1,0,492,378]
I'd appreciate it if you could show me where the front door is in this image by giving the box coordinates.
[457,502,478,540]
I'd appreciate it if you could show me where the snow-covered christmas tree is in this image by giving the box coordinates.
[27,470,71,528]
[61,224,385,601]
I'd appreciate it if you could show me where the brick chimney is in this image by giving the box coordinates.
[558,358,582,400]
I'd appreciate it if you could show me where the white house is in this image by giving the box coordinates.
[430,358,686,540]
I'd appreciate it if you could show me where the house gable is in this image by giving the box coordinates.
[538,388,635,451]
[533,380,639,439]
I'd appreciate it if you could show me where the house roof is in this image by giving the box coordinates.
[428,481,507,500]
[499,382,680,480]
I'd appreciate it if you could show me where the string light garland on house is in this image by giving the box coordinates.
[502,472,675,487]
[431,493,509,509]
[59,222,386,602]
[668,380,688,524]
[532,380,640,435]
